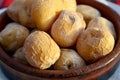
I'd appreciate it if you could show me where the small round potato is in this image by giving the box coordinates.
[7,0,35,28]
[13,47,28,64]
[0,23,29,52]
[77,5,101,24]
[31,0,77,31]
[88,17,116,39]
[54,49,86,70]
[24,31,60,69]
[51,10,86,47]
[76,27,115,63]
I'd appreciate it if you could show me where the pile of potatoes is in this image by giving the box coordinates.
[0,0,116,70]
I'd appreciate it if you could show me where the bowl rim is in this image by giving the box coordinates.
[0,0,120,79]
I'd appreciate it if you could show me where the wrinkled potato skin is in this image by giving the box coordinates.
[7,0,35,28]
[76,26,115,63]
[88,17,116,39]
[54,49,86,70]
[51,10,86,47]
[77,5,101,24]
[13,47,28,64]
[31,0,77,31]
[0,23,29,52]
[24,31,60,69]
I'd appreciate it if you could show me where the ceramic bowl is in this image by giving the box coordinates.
[0,0,120,80]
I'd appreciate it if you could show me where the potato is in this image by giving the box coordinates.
[54,49,86,70]
[0,23,29,52]
[51,10,86,47]
[31,0,77,31]
[13,47,28,64]
[24,31,60,69]
[7,0,35,28]
[77,5,101,24]
[76,26,115,63]
[88,17,116,39]
[25,0,34,9]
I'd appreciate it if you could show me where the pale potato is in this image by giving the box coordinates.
[0,23,29,52]
[7,0,35,28]
[76,26,115,63]
[31,0,77,31]
[77,5,101,24]
[13,47,28,64]
[51,10,86,47]
[24,31,60,69]
[54,49,86,70]
[88,17,116,39]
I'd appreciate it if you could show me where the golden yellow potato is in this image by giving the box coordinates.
[24,31,60,69]
[77,5,101,24]
[0,23,29,52]
[31,0,77,31]
[76,26,115,63]
[7,0,35,28]
[51,10,86,47]
[88,17,116,39]
[13,47,28,64]
[54,49,86,70]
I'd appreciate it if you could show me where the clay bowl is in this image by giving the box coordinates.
[0,0,120,80]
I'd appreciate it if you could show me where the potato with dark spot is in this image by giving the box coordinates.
[51,10,86,47]
[7,0,35,28]
[54,49,86,70]
[88,17,116,39]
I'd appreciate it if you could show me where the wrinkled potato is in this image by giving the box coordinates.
[31,0,77,31]
[0,23,29,52]
[25,0,34,9]
[77,5,101,24]
[24,31,60,69]
[13,47,28,64]
[88,17,116,39]
[7,0,35,28]
[54,49,86,70]
[76,26,115,63]
[51,10,86,47]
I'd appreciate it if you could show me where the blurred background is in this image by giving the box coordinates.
[0,0,120,9]
[108,0,120,4]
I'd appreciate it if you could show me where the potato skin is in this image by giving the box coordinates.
[76,25,115,63]
[54,49,86,70]
[7,0,35,28]
[51,10,86,47]
[24,31,60,69]
[88,17,116,39]
[13,47,28,64]
[0,23,29,52]
[77,5,101,24]
[31,0,77,31]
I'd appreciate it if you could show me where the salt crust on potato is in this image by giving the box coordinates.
[24,31,60,69]
[51,10,86,47]
[76,19,115,63]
